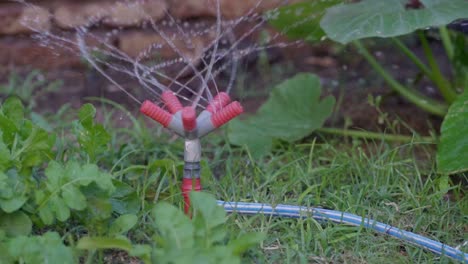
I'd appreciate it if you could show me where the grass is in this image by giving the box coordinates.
[3,92,467,263]
[208,139,466,263]
[67,99,466,263]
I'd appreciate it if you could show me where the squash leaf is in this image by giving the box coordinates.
[228,73,335,157]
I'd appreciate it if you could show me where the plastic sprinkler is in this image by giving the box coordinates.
[140,91,243,214]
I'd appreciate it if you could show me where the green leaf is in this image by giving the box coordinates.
[110,180,140,215]
[74,103,111,162]
[37,161,115,224]
[0,171,28,213]
[267,0,343,41]
[0,210,32,237]
[8,232,74,263]
[321,0,468,44]
[152,202,194,249]
[229,232,266,256]
[77,236,133,251]
[78,103,96,128]
[109,214,138,236]
[2,97,24,128]
[191,192,227,245]
[0,140,11,171]
[228,73,335,157]
[437,89,468,174]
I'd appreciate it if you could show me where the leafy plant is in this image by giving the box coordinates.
[320,0,468,44]
[436,89,468,174]
[0,232,75,263]
[0,70,62,111]
[73,103,111,162]
[35,160,115,225]
[78,192,265,264]
[0,97,55,174]
[228,73,335,157]
[268,0,468,174]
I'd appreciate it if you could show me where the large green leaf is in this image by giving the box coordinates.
[437,89,468,174]
[77,236,133,251]
[108,214,138,236]
[152,201,194,250]
[228,73,335,157]
[0,171,28,213]
[0,210,32,237]
[73,104,111,162]
[267,0,343,41]
[321,0,468,44]
[191,192,227,245]
[7,232,75,263]
[36,161,115,224]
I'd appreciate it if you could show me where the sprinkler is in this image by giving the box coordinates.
[140,91,243,214]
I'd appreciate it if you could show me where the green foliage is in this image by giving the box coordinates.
[0,210,32,237]
[269,0,468,172]
[35,160,115,225]
[77,236,134,251]
[0,97,55,174]
[0,94,264,263]
[267,0,342,41]
[228,73,335,157]
[73,103,111,162]
[437,89,468,174]
[0,70,62,111]
[320,0,468,44]
[77,192,265,264]
[450,32,468,91]
[1,232,75,263]
[150,191,265,264]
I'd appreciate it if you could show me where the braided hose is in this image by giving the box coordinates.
[218,201,468,263]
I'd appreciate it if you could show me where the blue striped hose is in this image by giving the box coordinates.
[217,201,468,263]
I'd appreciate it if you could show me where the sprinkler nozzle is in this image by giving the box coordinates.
[211,101,243,128]
[140,100,172,127]
[161,90,183,114]
[182,107,197,132]
[207,92,231,113]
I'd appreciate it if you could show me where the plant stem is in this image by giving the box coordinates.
[353,41,447,117]
[317,127,436,143]
[418,31,457,103]
[391,38,432,78]
[439,26,454,59]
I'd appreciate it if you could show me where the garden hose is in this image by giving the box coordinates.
[218,201,468,263]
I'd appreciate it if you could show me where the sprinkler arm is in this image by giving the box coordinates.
[140,92,243,139]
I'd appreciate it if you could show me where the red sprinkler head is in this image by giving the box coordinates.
[182,107,197,132]
[206,92,231,113]
[161,90,183,114]
[140,100,172,127]
[211,101,244,128]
